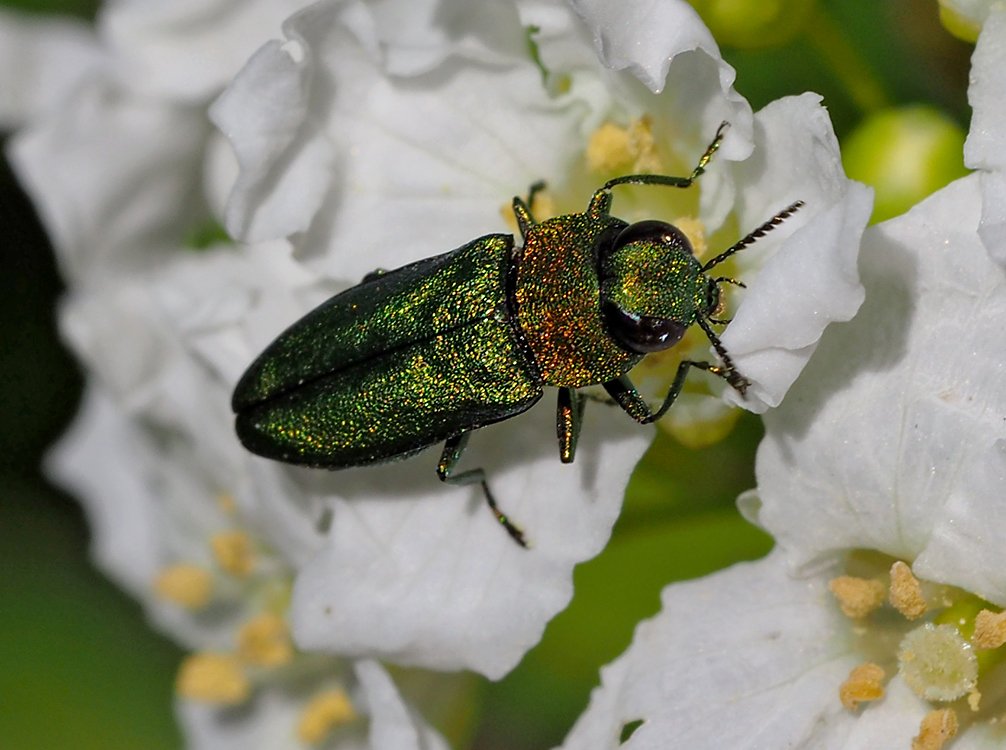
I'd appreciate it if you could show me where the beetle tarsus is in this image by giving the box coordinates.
[438,433,529,548]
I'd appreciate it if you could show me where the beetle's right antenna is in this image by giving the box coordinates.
[702,200,804,272]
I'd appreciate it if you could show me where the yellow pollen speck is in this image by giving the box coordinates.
[586,116,661,175]
[911,708,958,750]
[216,492,237,515]
[672,215,708,259]
[890,561,927,619]
[829,576,887,619]
[176,653,250,705]
[839,662,886,710]
[237,613,293,667]
[972,609,1006,649]
[153,564,213,609]
[967,688,981,711]
[211,530,255,578]
[297,688,357,744]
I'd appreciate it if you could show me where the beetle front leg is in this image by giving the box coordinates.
[556,387,585,463]
[437,433,527,548]
[604,359,741,425]
[512,180,546,237]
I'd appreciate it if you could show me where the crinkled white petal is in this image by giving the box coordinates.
[559,551,862,749]
[291,401,650,679]
[747,175,1006,591]
[913,438,1006,604]
[567,0,724,97]
[356,660,450,750]
[177,660,444,750]
[964,6,1006,267]
[212,0,582,280]
[0,10,103,128]
[100,0,307,102]
[720,93,870,412]
[47,387,247,650]
[7,77,209,282]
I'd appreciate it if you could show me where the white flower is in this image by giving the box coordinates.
[964,5,1006,267]
[744,172,1006,595]
[211,0,867,679]
[564,172,1006,748]
[50,307,449,750]
[0,9,101,129]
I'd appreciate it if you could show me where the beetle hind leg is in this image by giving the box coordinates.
[437,433,527,548]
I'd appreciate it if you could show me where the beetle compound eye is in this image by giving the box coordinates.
[603,303,688,353]
[610,220,692,257]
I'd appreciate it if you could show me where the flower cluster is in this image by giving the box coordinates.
[5,0,1004,748]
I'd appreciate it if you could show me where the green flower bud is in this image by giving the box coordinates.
[690,0,817,49]
[842,106,968,223]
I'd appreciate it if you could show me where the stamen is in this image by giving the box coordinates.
[972,609,1006,649]
[153,564,213,610]
[839,662,886,710]
[829,575,887,619]
[911,708,958,750]
[237,613,293,667]
[889,561,927,619]
[211,530,255,578]
[586,117,659,175]
[297,689,357,744]
[176,653,250,705]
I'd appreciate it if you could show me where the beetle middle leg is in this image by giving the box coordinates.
[437,432,527,547]
[556,387,586,463]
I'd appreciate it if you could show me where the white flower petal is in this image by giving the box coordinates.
[914,438,1006,604]
[721,93,870,412]
[559,551,859,749]
[213,1,584,281]
[356,660,449,750]
[567,0,724,97]
[291,401,650,679]
[8,78,209,281]
[101,0,306,102]
[751,174,1006,581]
[964,6,1006,267]
[210,34,333,244]
[0,9,102,128]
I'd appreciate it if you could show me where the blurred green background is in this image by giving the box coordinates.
[0,1,973,748]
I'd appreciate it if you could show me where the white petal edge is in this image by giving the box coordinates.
[964,6,1006,267]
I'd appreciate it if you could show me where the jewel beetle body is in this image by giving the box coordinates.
[232,124,802,545]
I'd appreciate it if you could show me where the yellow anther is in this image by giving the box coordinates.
[890,561,927,619]
[297,689,357,744]
[587,122,635,174]
[839,662,886,710]
[211,530,255,578]
[829,575,887,619]
[216,492,237,515]
[237,613,293,667]
[972,609,1006,649]
[911,708,958,750]
[153,564,213,610]
[176,653,250,705]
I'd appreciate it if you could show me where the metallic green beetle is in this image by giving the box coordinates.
[232,124,802,546]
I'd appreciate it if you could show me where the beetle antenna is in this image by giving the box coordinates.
[701,200,804,272]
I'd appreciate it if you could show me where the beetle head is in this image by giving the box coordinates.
[600,220,710,354]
